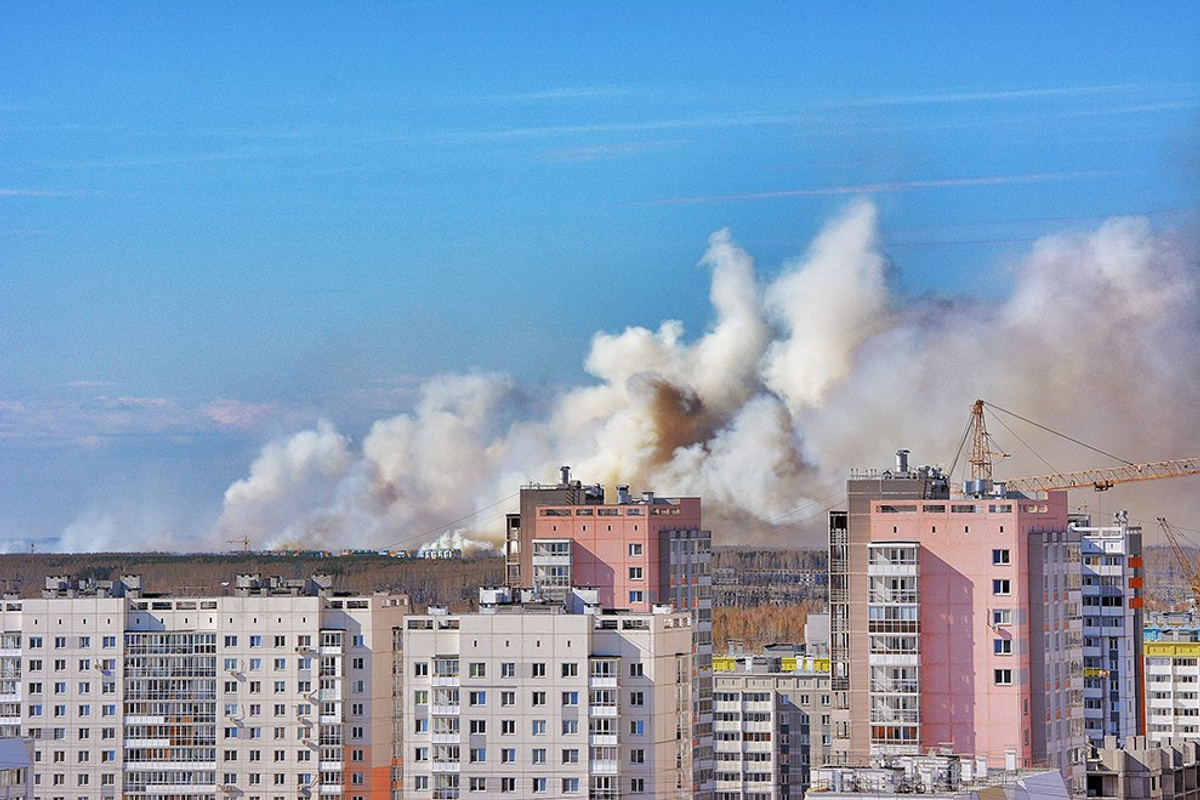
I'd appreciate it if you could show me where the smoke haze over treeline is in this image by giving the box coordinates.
[197,200,1200,553]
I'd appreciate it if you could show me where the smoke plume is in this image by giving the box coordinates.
[215,201,1200,551]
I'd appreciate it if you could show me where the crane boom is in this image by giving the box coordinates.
[1002,457,1200,493]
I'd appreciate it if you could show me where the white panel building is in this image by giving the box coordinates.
[397,591,694,799]
[0,575,408,800]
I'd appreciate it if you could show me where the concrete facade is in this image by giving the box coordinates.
[0,575,407,800]
[1077,513,1144,746]
[502,470,715,796]
[397,598,694,799]
[828,452,1087,793]
[711,649,832,800]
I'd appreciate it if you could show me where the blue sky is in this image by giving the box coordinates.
[2,2,1198,548]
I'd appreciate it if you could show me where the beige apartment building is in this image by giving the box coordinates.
[397,588,694,799]
[0,574,407,800]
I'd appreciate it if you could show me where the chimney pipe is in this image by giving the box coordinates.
[895,449,910,475]
[560,465,571,486]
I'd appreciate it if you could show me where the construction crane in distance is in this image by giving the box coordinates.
[961,399,1200,496]
[226,535,250,552]
[1157,517,1200,607]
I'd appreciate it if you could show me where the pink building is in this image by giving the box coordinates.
[830,452,1086,793]
[502,469,716,796]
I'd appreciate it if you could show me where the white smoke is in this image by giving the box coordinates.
[215,202,1200,551]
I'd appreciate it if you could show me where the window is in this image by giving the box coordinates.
[500,662,516,678]
[992,579,1011,595]
[629,720,645,735]
[413,747,428,762]
[629,662,643,678]
[992,548,1011,565]
[562,719,579,735]
[562,777,580,793]
[631,777,646,793]
[469,777,486,792]
[629,543,643,557]
[469,748,486,764]
[274,635,286,647]
[532,748,547,764]
[994,669,1013,685]
[414,718,428,734]
[629,591,644,603]
[468,662,486,678]
[562,748,579,763]
[501,748,516,764]
[630,691,644,706]
[500,691,515,707]
[561,662,578,678]
[994,639,1012,655]
[531,663,546,678]
[992,608,1012,626]
[630,748,644,763]
[561,691,578,706]
[469,691,486,707]
[500,777,515,793]
[531,777,547,793]
[102,636,115,648]
[501,720,515,735]
[351,657,364,670]
[413,662,428,677]
[532,691,546,706]
[532,719,546,736]
[629,567,643,580]
[469,719,487,735]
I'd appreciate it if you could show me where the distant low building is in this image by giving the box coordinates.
[1088,736,1200,800]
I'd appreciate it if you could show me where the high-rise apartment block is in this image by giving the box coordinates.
[397,589,695,799]
[829,451,1087,792]
[0,574,408,800]
[1077,512,1145,746]
[502,469,714,796]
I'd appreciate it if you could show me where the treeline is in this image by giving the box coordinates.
[712,547,826,572]
[0,553,501,610]
[712,602,815,654]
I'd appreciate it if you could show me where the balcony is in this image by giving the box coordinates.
[590,759,619,774]
[589,705,618,717]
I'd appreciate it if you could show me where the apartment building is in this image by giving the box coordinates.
[502,468,715,796]
[711,646,832,800]
[396,589,694,799]
[828,450,1087,792]
[1088,736,1200,800]
[1077,511,1144,746]
[0,574,408,800]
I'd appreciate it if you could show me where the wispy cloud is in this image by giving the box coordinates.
[637,170,1127,206]
[486,86,625,103]
[537,140,685,163]
[63,380,118,389]
[439,113,812,143]
[0,188,92,198]
[832,82,1195,108]
[63,144,324,170]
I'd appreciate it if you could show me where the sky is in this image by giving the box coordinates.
[2,2,1199,552]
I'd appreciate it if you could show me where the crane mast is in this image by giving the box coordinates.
[1157,517,1200,607]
